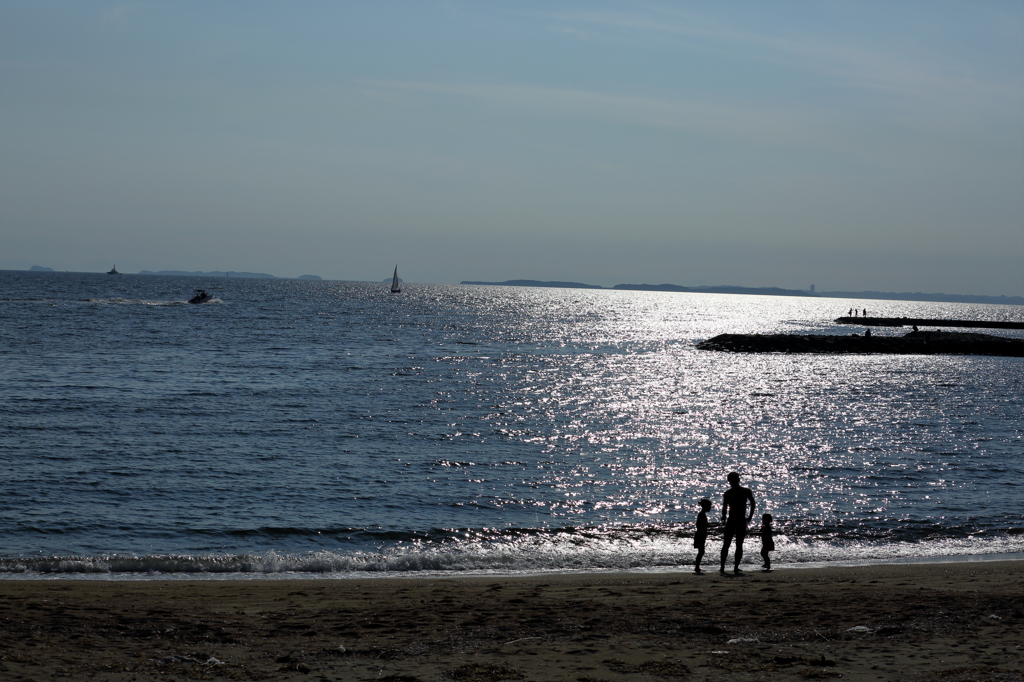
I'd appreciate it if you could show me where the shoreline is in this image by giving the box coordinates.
[2,548,1024,577]
[1,562,1021,681]
[2,550,1023,582]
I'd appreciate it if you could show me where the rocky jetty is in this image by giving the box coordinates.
[697,330,1024,357]
[835,316,1024,330]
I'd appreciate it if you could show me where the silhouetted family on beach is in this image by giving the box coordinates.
[693,472,773,575]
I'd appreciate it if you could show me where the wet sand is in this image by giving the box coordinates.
[0,561,1021,681]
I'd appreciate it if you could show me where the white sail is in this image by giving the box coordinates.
[391,265,401,293]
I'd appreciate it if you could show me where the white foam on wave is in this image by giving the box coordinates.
[3,532,1023,579]
[83,298,189,306]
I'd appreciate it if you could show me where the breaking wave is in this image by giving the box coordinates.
[3,531,1023,579]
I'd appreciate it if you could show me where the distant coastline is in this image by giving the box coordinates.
[460,279,1024,306]
[16,267,324,280]
[12,268,1022,305]
[461,279,603,290]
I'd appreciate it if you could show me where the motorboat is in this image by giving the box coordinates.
[188,289,213,304]
[107,265,120,275]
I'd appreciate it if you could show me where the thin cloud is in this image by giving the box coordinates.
[365,79,821,142]
[546,6,1021,111]
[359,78,958,166]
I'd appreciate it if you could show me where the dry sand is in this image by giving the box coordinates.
[1,561,1021,681]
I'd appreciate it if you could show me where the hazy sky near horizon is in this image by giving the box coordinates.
[2,2,1022,295]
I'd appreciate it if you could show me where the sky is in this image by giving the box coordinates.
[1,2,1022,296]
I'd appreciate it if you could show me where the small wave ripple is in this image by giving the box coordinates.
[4,532,1024,578]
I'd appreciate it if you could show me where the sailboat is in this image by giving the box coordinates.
[390,265,401,293]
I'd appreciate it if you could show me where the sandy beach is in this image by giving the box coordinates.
[0,561,1021,681]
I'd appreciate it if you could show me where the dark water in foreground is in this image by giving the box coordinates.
[2,271,1022,577]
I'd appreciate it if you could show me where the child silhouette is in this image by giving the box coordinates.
[694,499,712,574]
[760,513,775,571]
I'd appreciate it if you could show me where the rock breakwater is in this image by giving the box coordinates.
[697,330,1024,357]
[835,317,1024,329]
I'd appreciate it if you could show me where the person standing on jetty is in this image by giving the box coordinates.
[720,471,756,574]
[693,499,712,574]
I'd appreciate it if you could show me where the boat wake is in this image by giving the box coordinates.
[79,298,224,305]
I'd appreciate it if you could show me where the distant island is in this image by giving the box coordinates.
[615,283,811,296]
[461,279,603,289]
[459,279,1024,306]
[298,275,322,280]
[29,265,54,272]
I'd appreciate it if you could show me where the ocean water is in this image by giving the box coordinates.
[1,271,1022,578]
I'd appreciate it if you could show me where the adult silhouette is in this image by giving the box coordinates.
[720,471,756,574]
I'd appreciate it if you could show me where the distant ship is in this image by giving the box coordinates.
[107,265,120,275]
[391,265,401,293]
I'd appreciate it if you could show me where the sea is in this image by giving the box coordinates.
[2,270,1022,579]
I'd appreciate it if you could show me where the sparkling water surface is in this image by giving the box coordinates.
[1,271,1022,576]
